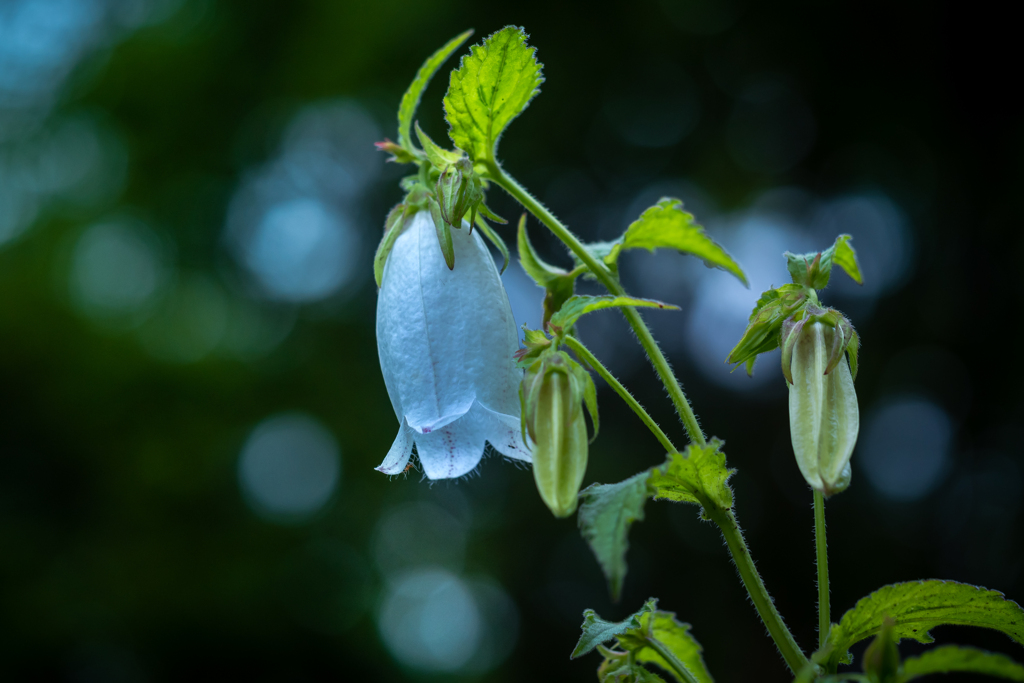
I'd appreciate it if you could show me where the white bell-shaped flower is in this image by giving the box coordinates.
[375,209,530,479]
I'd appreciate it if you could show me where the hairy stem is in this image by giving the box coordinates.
[647,636,701,683]
[706,505,810,674]
[563,336,676,454]
[814,489,830,649]
[487,163,706,447]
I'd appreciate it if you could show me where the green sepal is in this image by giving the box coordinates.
[373,138,417,164]
[397,29,473,154]
[477,202,507,224]
[649,439,734,520]
[373,203,408,287]
[821,580,1024,672]
[518,215,580,327]
[726,284,807,374]
[899,646,1024,682]
[549,295,679,334]
[847,326,860,380]
[444,26,544,163]
[596,198,747,286]
[514,325,553,367]
[428,198,455,269]
[474,213,509,273]
[577,471,651,600]
[574,362,599,442]
[785,234,864,289]
[414,121,463,170]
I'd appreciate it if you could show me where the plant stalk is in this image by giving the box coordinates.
[487,163,706,447]
[563,336,676,454]
[814,489,830,649]
[707,505,810,674]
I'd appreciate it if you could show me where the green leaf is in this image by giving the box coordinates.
[572,362,600,442]
[826,580,1024,670]
[397,29,473,152]
[726,284,807,373]
[549,295,679,332]
[831,234,863,285]
[573,598,657,658]
[649,439,734,520]
[577,471,652,601]
[599,648,669,683]
[414,121,463,169]
[633,612,714,683]
[899,646,1024,682]
[513,325,552,366]
[517,215,579,327]
[444,26,544,163]
[606,198,747,286]
[373,204,407,287]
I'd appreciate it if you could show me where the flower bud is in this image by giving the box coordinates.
[863,618,899,683]
[783,317,859,495]
[523,353,589,517]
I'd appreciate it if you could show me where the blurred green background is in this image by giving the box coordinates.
[2,0,1021,681]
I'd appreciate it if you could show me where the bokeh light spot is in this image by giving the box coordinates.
[238,412,341,522]
[859,396,953,501]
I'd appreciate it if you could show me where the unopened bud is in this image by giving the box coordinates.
[783,316,859,495]
[522,353,589,517]
[863,618,899,683]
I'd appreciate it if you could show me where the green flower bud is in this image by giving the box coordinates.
[863,618,900,683]
[782,314,859,496]
[522,352,589,518]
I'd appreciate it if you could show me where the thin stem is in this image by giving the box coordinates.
[814,489,830,649]
[647,636,701,683]
[487,163,706,447]
[707,505,809,674]
[563,336,676,454]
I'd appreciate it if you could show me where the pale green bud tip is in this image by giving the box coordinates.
[784,319,860,496]
[863,618,900,683]
[523,353,589,517]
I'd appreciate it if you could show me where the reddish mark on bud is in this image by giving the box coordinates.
[513,348,529,361]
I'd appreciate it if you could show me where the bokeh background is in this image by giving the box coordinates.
[2,0,1021,680]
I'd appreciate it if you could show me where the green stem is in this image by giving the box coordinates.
[563,336,676,454]
[487,163,706,447]
[647,636,701,683]
[707,506,810,674]
[814,489,830,649]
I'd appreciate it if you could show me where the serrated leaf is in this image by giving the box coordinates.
[825,580,1024,670]
[397,29,473,152]
[649,439,734,519]
[607,198,747,286]
[573,599,657,658]
[549,295,678,332]
[831,234,863,285]
[633,612,714,683]
[373,204,408,287]
[414,121,463,169]
[444,26,544,163]
[899,646,1024,682]
[578,471,652,601]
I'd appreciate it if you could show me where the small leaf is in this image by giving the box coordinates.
[429,198,454,269]
[518,216,579,326]
[831,234,863,285]
[570,363,600,442]
[474,214,509,273]
[633,612,714,683]
[397,29,473,152]
[825,580,1024,670]
[726,284,807,373]
[573,598,657,658]
[373,204,408,287]
[549,295,679,332]
[444,26,544,163]
[577,471,652,601]
[414,121,463,169]
[899,646,1024,682]
[649,439,734,520]
[611,198,747,286]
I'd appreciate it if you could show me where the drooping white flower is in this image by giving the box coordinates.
[375,210,530,479]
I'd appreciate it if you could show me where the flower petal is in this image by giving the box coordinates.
[477,402,531,462]
[376,420,415,475]
[414,405,488,479]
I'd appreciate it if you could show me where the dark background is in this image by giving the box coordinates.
[1,0,1021,681]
